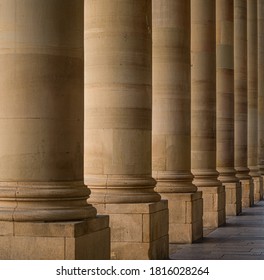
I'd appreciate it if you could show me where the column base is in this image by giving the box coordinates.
[254,176,263,202]
[96,200,169,260]
[160,192,203,244]
[225,182,242,216]
[197,186,226,228]
[0,216,110,259]
[241,178,254,207]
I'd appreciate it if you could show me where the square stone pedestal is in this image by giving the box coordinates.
[0,216,110,260]
[254,176,263,202]
[241,179,254,207]
[96,200,169,260]
[225,182,242,216]
[161,192,203,244]
[197,185,226,228]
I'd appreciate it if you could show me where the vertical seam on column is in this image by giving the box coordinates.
[15,0,17,55]
[64,238,66,260]
[146,0,151,34]
[142,214,144,243]
[104,175,109,209]
[12,187,18,224]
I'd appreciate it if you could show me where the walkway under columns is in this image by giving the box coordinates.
[170,200,264,260]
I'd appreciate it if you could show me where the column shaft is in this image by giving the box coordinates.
[216,0,241,215]
[248,0,262,202]
[0,0,95,222]
[258,1,264,172]
[248,0,258,176]
[234,0,254,207]
[84,0,168,259]
[257,0,264,200]
[191,0,225,227]
[84,0,159,204]
[0,0,110,260]
[152,0,202,243]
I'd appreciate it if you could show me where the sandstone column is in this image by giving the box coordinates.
[234,0,254,208]
[257,0,264,201]
[152,0,203,243]
[191,0,225,228]
[0,0,110,259]
[248,0,262,203]
[216,0,241,215]
[84,0,168,259]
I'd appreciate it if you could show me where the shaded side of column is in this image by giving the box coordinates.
[152,0,203,243]
[216,0,241,215]
[84,0,168,259]
[248,0,262,203]
[234,0,254,208]
[0,0,110,260]
[191,0,226,228]
[257,0,264,201]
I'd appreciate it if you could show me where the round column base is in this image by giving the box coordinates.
[0,181,96,222]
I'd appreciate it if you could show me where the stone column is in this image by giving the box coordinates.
[0,0,110,259]
[257,0,264,201]
[84,0,168,259]
[234,0,254,208]
[191,0,225,228]
[216,0,241,216]
[152,0,203,243]
[248,0,262,203]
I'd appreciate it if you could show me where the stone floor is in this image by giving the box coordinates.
[170,200,264,260]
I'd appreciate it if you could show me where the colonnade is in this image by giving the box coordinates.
[0,0,263,260]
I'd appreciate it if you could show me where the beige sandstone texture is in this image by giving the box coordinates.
[191,0,225,227]
[248,0,262,201]
[0,0,110,259]
[241,179,254,207]
[96,201,169,260]
[84,0,168,259]
[0,217,110,260]
[161,192,203,243]
[258,0,264,201]
[216,0,241,216]
[259,0,264,176]
[234,0,254,209]
[152,0,202,243]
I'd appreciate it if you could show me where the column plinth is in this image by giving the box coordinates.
[84,0,168,259]
[0,0,110,259]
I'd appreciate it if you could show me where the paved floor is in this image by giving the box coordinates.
[170,200,264,260]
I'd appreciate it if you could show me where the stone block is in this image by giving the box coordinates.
[95,200,169,259]
[111,235,169,260]
[198,185,226,228]
[254,176,263,202]
[241,179,254,208]
[65,228,110,260]
[225,182,242,216]
[110,214,143,242]
[0,216,110,260]
[160,192,203,243]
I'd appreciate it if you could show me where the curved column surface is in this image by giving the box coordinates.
[0,0,96,221]
[216,0,238,183]
[258,0,264,174]
[152,0,196,194]
[84,0,160,204]
[234,0,251,180]
[248,0,259,177]
[191,0,221,187]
